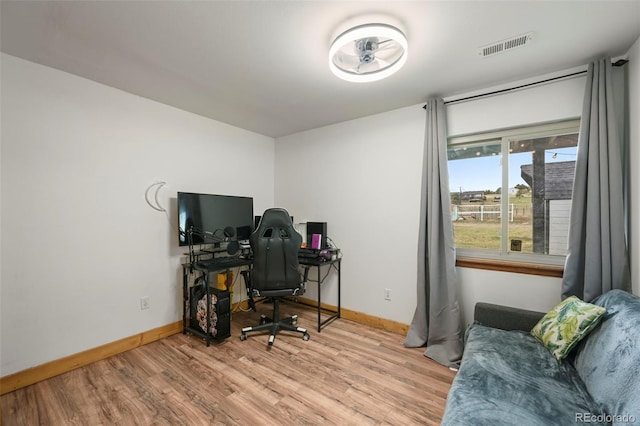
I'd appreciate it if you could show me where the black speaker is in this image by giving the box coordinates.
[189,286,231,341]
[306,222,328,249]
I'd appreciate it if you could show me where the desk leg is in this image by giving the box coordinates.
[317,265,323,332]
[337,260,341,319]
[205,271,211,347]
[182,265,189,334]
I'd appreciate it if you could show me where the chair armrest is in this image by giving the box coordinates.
[474,302,546,332]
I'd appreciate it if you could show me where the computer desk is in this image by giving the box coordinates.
[182,254,341,345]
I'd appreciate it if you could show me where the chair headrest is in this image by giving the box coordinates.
[255,208,294,229]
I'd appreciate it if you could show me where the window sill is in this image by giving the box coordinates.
[455,257,564,278]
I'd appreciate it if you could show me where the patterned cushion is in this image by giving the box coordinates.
[531,296,606,361]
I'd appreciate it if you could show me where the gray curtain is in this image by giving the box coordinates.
[405,98,463,368]
[562,58,631,301]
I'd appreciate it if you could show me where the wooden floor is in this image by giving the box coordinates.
[1,302,456,425]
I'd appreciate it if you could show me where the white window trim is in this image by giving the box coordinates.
[449,118,581,266]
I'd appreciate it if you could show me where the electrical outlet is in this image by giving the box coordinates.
[140,296,150,310]
[384,288,392,301]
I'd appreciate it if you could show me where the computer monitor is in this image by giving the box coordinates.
[178,192,254,246]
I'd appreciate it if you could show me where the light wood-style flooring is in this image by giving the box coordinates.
[1,302,456,425]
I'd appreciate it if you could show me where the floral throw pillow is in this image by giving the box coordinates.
[531,296,606,361]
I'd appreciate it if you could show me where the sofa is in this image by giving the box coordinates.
[441,290,640,425]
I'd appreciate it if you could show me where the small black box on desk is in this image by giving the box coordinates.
[306,222,328,249]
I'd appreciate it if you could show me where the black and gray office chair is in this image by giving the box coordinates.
[240,208,310,345]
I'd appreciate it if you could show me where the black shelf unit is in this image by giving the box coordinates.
[188,285,231,342]
[181,253,251,346]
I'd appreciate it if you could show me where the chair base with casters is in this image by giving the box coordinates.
[240,288,310,345]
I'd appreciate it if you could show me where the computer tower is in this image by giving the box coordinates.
[214,289,231,340]
[306,221,328,249]
[189,286,231,341]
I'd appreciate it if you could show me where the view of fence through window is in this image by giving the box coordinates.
[447,122,579,258]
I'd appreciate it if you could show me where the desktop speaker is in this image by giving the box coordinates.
[306,222,328,249]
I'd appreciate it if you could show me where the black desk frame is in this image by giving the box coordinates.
[298,257,341,332]
[182,256,341,344]
[182,258,251,346]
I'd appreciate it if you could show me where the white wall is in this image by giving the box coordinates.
[275,105,425,323]
[628,37,640,296]
[0,54,275,376]
[275,74,586,327]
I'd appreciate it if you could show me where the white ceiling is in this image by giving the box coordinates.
[2,1,639,138]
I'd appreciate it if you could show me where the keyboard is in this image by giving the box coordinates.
[196,256,250,270]
[298,248,320,258]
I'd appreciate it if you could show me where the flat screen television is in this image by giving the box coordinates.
[178,192,254,246]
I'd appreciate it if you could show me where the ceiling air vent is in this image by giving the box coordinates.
[478,32,534,58]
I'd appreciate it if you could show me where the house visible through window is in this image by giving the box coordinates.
[447,119,580,265]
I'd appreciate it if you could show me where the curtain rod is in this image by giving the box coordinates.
[423,60,628,109]
[442,70,586,105]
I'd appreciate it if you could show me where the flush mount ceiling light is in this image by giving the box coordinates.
[329,23,408,83]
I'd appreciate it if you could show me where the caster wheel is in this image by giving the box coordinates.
[240,333,247,341]
[303,333,310,341]
[292,318,297,326]
[259,315,268,325]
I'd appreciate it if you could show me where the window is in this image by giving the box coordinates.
[447,119,580,266]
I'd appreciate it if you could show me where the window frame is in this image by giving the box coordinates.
[448,118,581,270]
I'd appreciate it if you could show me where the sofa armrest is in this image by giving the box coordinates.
[474,303,546,332]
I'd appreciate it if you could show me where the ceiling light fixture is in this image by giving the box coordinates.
[329,23,408,83]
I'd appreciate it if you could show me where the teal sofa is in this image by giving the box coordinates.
[441,290,640,425]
